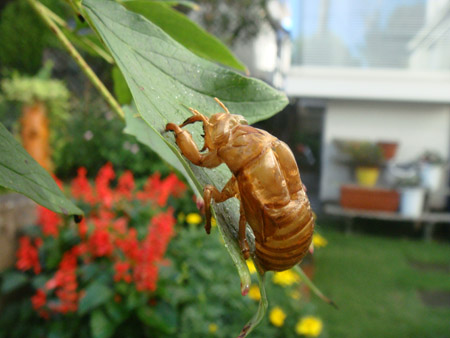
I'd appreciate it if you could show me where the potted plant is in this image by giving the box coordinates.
[335,140,385,187]
[396,175,425,217]
[377,141,398,161]
[0,62,69,171]
[419,151,446,191]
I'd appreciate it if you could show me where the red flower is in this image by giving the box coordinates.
[165,173,187,198]
[131,208,176,291]
[136,172,186,206]
[37,206,61,237]
[112,217,128,235]
[147,208,176,258]
[133,260,158,292]
[116,170,135,201]
[89,228,113,257]
[114,261,132,283]
[115,228,139,261]
[31,289,49,319]
[31,289,46,310]
[16,237,41,274]
[78,218,88,238]
[95,162,115,208]
[71,167,95,204]
[45,252,79,315]
[136,172,162,201]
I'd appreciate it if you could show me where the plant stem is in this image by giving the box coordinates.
[27,0,124,119]
[294,265,338,309]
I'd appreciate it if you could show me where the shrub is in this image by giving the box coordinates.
[0,164,187,337]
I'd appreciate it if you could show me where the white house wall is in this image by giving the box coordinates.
[320,99,450,202]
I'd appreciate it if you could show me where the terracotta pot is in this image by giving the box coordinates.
[20,101,52,171]
[377,141,398,161]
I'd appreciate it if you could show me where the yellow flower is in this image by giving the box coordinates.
[295,316,323,337]
[312,233,327,248]
[186,213,202,225]
[272,269,301,286]
[246,260,257,274]
[208,323,218,334]
[269,307,286,327]
[290,290,302,300]
[248,284,261,301]
[211,217,217,227]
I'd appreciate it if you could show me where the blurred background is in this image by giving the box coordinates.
[0,0,449,337]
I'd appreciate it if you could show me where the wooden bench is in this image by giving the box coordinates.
[324,204,450,241]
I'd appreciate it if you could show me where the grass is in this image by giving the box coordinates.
[309,228,450,338]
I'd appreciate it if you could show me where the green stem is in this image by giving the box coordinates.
[294,265,338,309]
[238,273,267,338]
[28,0,124,119]
[41,5,114,64]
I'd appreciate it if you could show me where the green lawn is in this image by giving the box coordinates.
[310,228,450,338]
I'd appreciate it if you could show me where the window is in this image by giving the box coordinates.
[288,0,450,71]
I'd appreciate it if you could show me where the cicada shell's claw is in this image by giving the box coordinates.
[180,114,205,127]
[165,122,182,134]
[180,108,210,127]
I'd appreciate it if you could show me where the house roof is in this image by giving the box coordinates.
[285,66,450,103]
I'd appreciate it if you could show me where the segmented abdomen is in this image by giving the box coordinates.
[254,192,314,271]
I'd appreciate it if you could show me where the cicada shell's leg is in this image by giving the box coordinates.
[203,176,238,234]
[238,199,250,260]
[165,123,221,168]
[272,140,303,195]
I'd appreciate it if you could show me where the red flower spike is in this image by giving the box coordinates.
[31,289,47,310]
[95,162,115,208]
[114,261,132,283]
[116,170,135,201]
[37,206,62,237]
[44,252,79,315]
[89,228,113,257]
[71,167,95,204]
[16,236,41,274]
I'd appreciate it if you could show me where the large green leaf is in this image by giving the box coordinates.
[90,309,115,338]
[122,1,246,71]
[0,122,82,216]
[79,282,113,315]
[1,271,28,294]
[82,0,286,335]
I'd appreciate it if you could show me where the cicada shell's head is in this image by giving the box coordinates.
[203,113,247,150]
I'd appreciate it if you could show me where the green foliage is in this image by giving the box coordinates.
[164,226,319,337]
[0,0,67,74]
[420,150,445,165]
[192,0,270,46]
[53,101,169,180]
[0,122,82,215]
[1,62,70,121]
[82,3,288,334]
[123,1,246,71]
[111,66,132,105]
[0,166,187,337]
[334,140,385,167]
